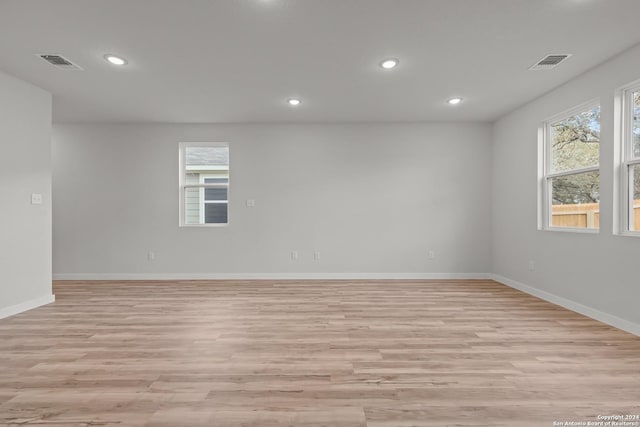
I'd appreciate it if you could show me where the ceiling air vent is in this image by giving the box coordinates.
[38,54,83,70]
[529,54,572,71]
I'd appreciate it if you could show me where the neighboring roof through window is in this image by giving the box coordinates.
[185,146,229,166]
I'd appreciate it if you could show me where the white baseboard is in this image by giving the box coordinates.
[491,274,640,337]
[53,272,491,281]
[0,294,55,320]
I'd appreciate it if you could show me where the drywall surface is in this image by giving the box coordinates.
[492,43,640,329]
[0,70,53,317]
[52,122,491,278]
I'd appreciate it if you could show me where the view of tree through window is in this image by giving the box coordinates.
[634,92,640,159]
[546,104,600,229]
[628,92,640,230]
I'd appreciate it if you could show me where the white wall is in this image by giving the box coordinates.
[52,123,492,279]
[0,71,53,318]
[46,42,640,334]
[492,43,640,333]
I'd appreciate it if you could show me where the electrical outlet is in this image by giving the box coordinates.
[148,251,155,261]
[291,250,299,261]
[314,251,321,261]
[246,199,256,207]
[528,260,536,271]
[428,250,436,260]
[31,193,43,205]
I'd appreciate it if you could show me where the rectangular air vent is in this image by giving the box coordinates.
[529,54,572,71]
[38,54,83,70]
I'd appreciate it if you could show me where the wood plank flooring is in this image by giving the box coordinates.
[0,280,639,427]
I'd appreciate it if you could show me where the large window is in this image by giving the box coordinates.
[179,143,229,226]
[541,101,601,231]
[621,85,640,233]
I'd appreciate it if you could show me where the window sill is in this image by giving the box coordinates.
[539,227,599,234]
[614,231,640,238]
[179,223,229,228]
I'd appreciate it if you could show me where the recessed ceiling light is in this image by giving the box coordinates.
[104,54,127,66]
[288,98,301,106]
[448,97,463,105]
[380,58,399,69]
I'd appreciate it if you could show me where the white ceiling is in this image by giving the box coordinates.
[1,0,640,123]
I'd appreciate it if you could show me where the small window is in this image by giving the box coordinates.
[621,86,640,233]
[540,101,601,231]
[179,143,229,226]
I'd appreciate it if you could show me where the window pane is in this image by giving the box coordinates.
[633,92,640,159]
[550,171,600,229]
[203,177,229,202]
[205,203,228,224]
[204,178,228,184]
[181,145,229,226]
[204,187,227,201]
[550,105,600,173]
[630,165,640,231]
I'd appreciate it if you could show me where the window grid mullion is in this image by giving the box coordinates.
[545,165,600,180]
[625,88,636,162]
[622,87,639,233]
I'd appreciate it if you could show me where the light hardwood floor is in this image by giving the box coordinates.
[0,280,639,427]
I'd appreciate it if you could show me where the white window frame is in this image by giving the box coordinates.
[539,99,600,233]
[198,174,229,225]
[618,82,640,236]
[178,142,229,227]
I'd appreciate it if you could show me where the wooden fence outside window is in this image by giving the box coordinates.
[551,200,640,229]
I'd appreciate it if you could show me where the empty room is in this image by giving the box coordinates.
[1,1,640,426]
